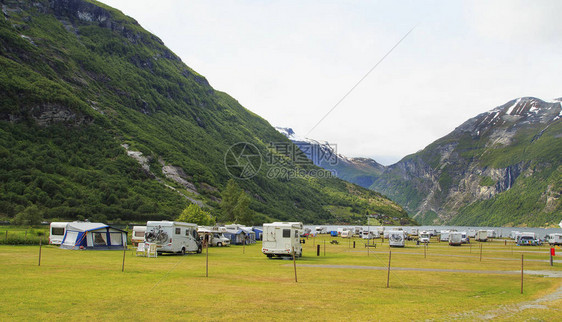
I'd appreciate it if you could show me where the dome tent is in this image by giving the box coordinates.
[60,222,127,250]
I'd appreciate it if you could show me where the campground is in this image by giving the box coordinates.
[1,236,561,320]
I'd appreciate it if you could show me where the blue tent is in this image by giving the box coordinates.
[224,228,256,245]
[253,227,263,241]
[60,222,127,250]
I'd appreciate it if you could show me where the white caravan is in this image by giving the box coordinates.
[388,230,405,247]
[467,230,477,238]
[145,221,201,255]
[546,233,562,246]
[49,222,69,245]
[448,232,463,246]
[475,230,488,242]
[341,230,352,238]
[418,231,431,243]
[262,222,303,258]
[131,226,146,246]
[486,230,497,238]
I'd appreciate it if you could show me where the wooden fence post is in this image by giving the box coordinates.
[520,254,524,294]
[38,238,42,266]
[386,250,392,288]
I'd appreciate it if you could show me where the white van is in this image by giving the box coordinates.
[145,221,201,255]
[262,222,303,258]
[546,233,562,246]
[131,226,146,246]
[448,232,463,246]
[388,230,405,247]
[49,222,69,245]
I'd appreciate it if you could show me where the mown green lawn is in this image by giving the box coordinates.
[0,236,560,320]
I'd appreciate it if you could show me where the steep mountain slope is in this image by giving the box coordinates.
[280,98,562,227]
[0,0,412,225]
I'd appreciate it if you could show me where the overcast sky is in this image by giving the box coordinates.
[100,0,562,165]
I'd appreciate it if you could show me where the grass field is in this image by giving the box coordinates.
[1,236,561,321]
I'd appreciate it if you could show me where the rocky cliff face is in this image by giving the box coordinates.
[372,97,561,226]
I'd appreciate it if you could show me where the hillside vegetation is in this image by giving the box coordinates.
[0,0,413,225]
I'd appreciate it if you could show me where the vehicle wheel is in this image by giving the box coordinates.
[197,245,202,254]
[217,242,222,247]
[181,247,186,255]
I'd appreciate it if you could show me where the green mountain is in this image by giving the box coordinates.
[296,97,561,227]
[0,0,413,225]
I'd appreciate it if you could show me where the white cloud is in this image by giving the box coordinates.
[100,0,562,165]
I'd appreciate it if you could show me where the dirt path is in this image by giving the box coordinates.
[292,264,562,277]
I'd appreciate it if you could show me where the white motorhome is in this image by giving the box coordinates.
[546,233,562,246]
[475,230,488,242]
[516,232,537,246]
[510,231,521,240]
[460,232,469,244]
[418,231,431,243]
[388,230,405,247]
[131,226,146,246]
[315,226,327,234]
[440,230,452,242]
[145,221,201,255]
[262,222,303,258]
[49,222,69,245]
[362,230,378,239]
[448,232,463,246]
[467,229,477,238]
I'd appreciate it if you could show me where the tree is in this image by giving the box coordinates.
[11,205,43,226]
[219,179,254,225]
[220,179,242,222]
[177,203,215,226]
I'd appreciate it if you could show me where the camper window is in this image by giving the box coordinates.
[283,229,291,238]
[52,227,65,235]
[175,228,181,235]
[134,231,144,238]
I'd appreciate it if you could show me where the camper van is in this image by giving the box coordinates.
[388,230,405,247]
[448,232,463,246]
[475,230,488,242]
[546,233,562,246]
[145,221,201,255]
[262,222,303,258]
[131,226,146,246]
[49,222,69,245]
[418,231,431,243]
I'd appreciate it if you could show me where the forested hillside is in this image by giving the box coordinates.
[0,0,413,225]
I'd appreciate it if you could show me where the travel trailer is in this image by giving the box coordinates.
[546,233,562,246]
[475,230,488,242]
[448,232,463,246]
[262,222,303,258]
[131,226,146,246]
[418,231,431,243]
[49,222,69,245]
[341,230,352,238]
[388,230,405,247]
[145,221,201,255]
